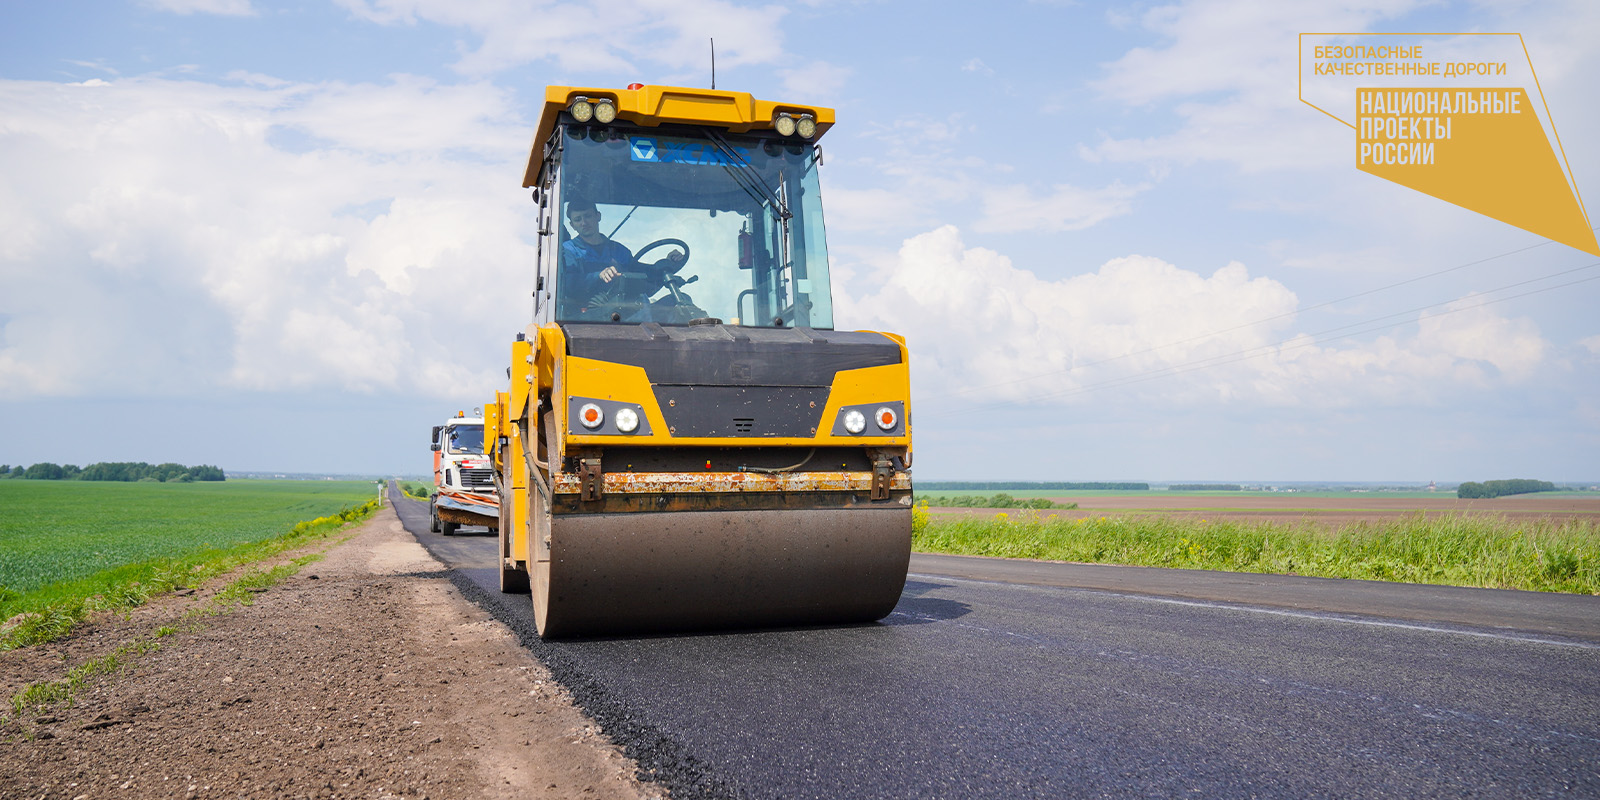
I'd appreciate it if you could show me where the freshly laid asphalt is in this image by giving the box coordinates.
[393,491,1600,799]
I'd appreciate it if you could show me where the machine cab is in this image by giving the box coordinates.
[526,87,837,330]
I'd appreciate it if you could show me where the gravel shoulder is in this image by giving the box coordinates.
[1,505,660,800]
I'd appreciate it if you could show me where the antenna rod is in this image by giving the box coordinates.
[710,38,716,90]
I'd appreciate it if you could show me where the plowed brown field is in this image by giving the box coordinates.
[932,494,1600,528]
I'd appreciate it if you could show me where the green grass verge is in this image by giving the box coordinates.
[911,506,1600,594]
[0,480,379,597]
[917,493,1077,510]
[0,497,378,650]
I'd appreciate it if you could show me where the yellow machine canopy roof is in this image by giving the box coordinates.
[523,84,836,188]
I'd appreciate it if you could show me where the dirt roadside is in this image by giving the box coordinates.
[0,506,662,800]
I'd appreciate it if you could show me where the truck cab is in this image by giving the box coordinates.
[430,412,498,535]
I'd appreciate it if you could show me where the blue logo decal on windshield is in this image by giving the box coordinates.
[629,136,750,167]
[630,137,659,162]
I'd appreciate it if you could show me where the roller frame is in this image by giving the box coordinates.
[511,401,912,638]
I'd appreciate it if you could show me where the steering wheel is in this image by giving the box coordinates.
[633,238,691,268]
[581,239,693,322]
[581,268,660,322]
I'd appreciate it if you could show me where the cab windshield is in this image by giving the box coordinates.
[554,125,833,328]
[446,424,484,454]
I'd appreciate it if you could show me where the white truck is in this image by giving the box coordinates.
[429,411,500,535]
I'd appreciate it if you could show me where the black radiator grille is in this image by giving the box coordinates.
[654,385,830,437]
[460,468,496,489]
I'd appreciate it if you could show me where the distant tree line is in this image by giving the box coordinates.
[0,462,226,482]
[917,482,1149,491]
[1456,479,1555,499]
[1168,484,1243,491]
[915,493,1078,510]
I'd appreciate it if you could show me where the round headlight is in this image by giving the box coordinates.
[594,100,617,124]
[570,99,594,123]
[843,409,866,435]
[796,115,817,139]
[615,407,639,433]
[774,113,797,137]
[875,406,897,431]
[578,402,604,430]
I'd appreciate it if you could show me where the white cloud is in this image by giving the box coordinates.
[276,76,525,154]
[1086,1,1421,171]
[838,226,1299,406]
[141,0,256,15]
[829,112,1146,237]
[836,226,1550,413]
[780,61,851,102]
[1087,0,1600,178]
[65,60,120,77]
[962,58,994,76]
[975,180,1147,233]
[224,70,293,89]
[1095,1,1421,107]
[1088,92,1347,172]
[1413,295,1548,381]
[824,186,934,233]
[343,193,513,294]
[0,75,534,401]
[332,0,790,76]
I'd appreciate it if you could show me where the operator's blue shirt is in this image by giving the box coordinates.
[560,235,664,321]
[560,235,637,299]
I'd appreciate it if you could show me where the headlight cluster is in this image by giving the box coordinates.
[577,403,637,433]
[569,96,617,124]
[569,397,649,436]
[838,404,902,436]
[773,112,817,139]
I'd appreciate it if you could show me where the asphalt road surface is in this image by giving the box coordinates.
[393,493,1600,799]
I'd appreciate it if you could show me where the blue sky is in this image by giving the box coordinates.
[2,0,1597,483]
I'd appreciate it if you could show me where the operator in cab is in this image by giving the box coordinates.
[560,199,685,322]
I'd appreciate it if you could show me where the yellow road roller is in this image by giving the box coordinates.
[487,84,913,637]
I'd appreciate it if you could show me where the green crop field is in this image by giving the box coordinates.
[0,480,379,598]
[912,507,1600,594]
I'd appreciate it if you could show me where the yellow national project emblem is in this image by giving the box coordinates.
[1358,88,1597,256]
[1302,34,1597,256]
